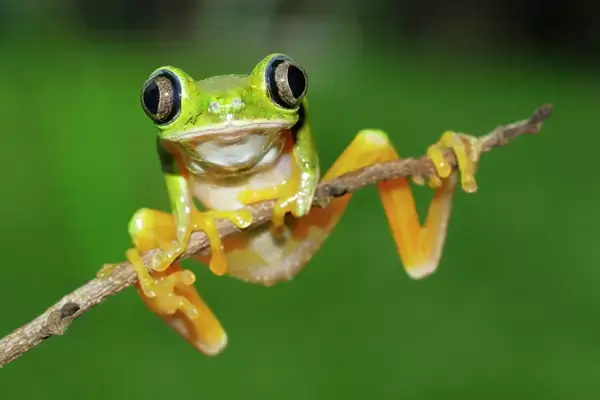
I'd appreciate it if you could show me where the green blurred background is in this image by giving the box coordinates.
[1,0,599,398]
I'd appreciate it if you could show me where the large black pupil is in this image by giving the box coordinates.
[287,66,305,99]
[143,81,160,115]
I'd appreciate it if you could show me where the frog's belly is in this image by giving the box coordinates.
[191,152,324,284]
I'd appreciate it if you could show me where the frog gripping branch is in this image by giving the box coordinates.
[94,53,533,355]
[0,54,552,367]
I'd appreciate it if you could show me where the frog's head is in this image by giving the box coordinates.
[140,53,307,172]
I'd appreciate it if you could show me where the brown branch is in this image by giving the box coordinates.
[0,104,553,368]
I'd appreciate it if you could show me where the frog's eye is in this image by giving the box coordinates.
[141,70,182,124]
[265,56,307,109]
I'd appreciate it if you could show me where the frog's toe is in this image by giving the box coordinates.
[426,130,483,193]
[123,248,159,297]
[150,247,183,272]
[138,267,199,318]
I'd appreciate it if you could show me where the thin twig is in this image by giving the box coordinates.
[0,104,553,368]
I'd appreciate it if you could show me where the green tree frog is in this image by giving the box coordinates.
[101,53,482,355]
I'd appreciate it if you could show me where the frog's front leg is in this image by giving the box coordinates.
[128,174,252,292]
[239,122,319,232]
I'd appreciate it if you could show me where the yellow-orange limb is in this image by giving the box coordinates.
[317,129,480,278]
[136,263,228,356]
[102,208,229,355]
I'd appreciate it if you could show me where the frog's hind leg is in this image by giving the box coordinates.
[225,129,480,284]
[108,208,228,355]
[317,129,481,279]
[137,262,228,355]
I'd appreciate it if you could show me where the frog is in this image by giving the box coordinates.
[100,53,483,356]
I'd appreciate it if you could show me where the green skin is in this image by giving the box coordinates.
[134,53,320,269]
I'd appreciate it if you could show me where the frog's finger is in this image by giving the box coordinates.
[192,209,254,275]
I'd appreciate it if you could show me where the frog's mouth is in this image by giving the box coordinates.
[174,120,292,171]
[174,120,292,141]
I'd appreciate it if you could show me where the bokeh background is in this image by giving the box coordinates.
[1,0,599,398]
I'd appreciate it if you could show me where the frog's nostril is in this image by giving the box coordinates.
[208,101,221,113]
[231,98,244,109]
